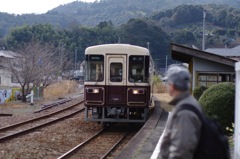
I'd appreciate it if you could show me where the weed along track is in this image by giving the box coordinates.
[0,100,84,142]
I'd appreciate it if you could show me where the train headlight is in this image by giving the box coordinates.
[133,90,139,94]
[87,88,100,93]
[132,89,145,95]
[93,88,99,94]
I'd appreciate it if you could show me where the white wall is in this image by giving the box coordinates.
[194,57,234,72]
[235,62,240,159]
[0,68,12,87]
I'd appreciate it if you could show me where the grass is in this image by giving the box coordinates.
[153,76,167,93]
[154,93,173,112]
[152,75,173,112]
[44,80,79,100]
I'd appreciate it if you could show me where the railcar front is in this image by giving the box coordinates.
[84,44,152,123]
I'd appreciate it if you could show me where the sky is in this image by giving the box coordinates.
[0,0,95,14]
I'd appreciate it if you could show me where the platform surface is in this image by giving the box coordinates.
[116,100,168,159]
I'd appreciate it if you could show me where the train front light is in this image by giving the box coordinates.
[87,88,100,94]
[132,89,145,95]
[93,88,99,94]
[133,89,139,94]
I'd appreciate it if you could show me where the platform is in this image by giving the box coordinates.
[116,100,168,159]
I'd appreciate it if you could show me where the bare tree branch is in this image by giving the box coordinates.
[8,41,67,102]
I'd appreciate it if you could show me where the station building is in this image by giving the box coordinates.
[170,43,237,91]
[0,49,16,87]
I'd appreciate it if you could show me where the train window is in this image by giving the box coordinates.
[85,55,104,82]
[110,63,122,82]
[129,56,149,83]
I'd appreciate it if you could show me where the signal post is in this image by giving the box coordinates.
[235,62,240,159]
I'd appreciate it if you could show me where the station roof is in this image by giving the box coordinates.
[0,50,16,58]
[171,43,237,67]
[205,45,240,57]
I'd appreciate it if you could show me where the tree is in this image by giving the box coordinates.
[171,5,203,25]
[6,24,60,49]
[8,41,63,102]
[118,18,169,68]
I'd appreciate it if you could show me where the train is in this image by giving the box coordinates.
[84,44,154,123]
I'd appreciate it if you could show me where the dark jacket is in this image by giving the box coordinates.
[159,92,202,159]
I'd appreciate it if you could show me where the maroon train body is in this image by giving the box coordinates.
[84,44,154,123]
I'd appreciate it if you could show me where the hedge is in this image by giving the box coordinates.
[199,82,235,130]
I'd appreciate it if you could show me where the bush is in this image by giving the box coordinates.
[199,82,235,130]
[193,85,208,100]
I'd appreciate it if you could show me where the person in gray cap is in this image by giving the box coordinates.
[159,65,202,159]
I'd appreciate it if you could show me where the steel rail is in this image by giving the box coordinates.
[57,129,106,159]
[100,131,128,159]
[35,98,73,113]
[0,113,12,116]
[57,126,129,159]
[0,101,84,142]
[0,99,83,132]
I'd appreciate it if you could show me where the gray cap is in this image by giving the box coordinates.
[166,65,191,91]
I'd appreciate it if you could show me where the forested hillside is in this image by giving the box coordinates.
[151,4,240,48]
[0,0,240,37]
[4,20,169,69]
[2,3,240,71]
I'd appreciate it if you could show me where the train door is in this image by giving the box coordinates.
[106,55,127,105]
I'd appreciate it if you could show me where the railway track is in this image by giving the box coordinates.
[58,125,130,159]
[0,99,84,142]
[34,98,73,113]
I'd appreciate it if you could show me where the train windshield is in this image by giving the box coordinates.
[129,56,149,83]
[85,55,104,82]
[110,63,122,82]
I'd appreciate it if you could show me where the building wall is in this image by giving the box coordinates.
[0,68,12,87]
[194,57,234,72]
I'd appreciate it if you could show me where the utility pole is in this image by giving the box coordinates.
[60,44,65,74]
[165,55,168,72]
[75,48,77,71]
[202,10,206,51]
[60,51,63,73]
[147,42,150,51]
[118,37,121,43]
